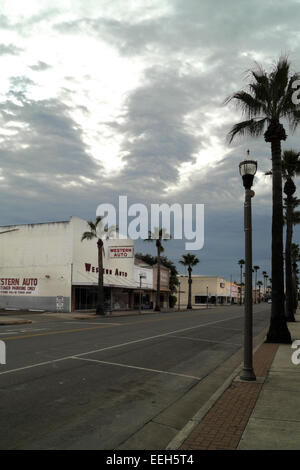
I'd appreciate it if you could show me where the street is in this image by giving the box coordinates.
[0,305,270,450]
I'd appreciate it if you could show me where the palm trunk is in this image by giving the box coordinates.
[187,266,192,309]
[155,243,161,311]
[265,131,291,343]
[240,265,243,305]
[97,239,104,315]
[285,182,296,322]
[255,271,257,303]
[292,262,298,313]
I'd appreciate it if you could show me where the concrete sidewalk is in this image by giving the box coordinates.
[0,305,218,324]
[168,313,300,450]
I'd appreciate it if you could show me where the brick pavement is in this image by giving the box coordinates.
[180,343,279,450]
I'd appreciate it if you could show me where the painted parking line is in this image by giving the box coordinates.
[168,335,242,347]
[64,322,122,326]
[0,328,48,335]
[71,356,202,381]
[0,314,243,376]
[0,312,243,342]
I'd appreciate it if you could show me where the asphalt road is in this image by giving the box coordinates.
[0,304,270,450]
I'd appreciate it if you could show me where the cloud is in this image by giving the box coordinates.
[0,0,300,281]
[0,43,23,56]
[29,61,52,71]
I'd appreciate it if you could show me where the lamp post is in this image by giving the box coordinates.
[178,280,181,311]
[239,152,257,382]
[139,274,146,314]
[206,285,209,309]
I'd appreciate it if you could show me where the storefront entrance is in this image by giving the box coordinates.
[74,286,111,310]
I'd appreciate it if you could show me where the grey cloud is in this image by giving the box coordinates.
[0,43,23,56]
[29,61,52,71]
[0,94,102,181]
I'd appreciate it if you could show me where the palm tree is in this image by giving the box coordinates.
[257,280,263,303]
[81,217,117,315]
[282,149,300,321]
[262,271,267,301]
[225,57,300,343]
[291,243,300,314]
[238,259,245,304]
[253,266,260,303]
[179,254,200,309]
[145,227,170,311]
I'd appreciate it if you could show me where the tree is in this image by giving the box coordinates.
[257,280,263,303]
[282,149,300,321]
[291,243,300,313]
[179,253,200,309]
[262,271,267,301]
[145,227,171,311]
[81,217,117,315]
[238,259,245,304]
[135,253,179,307]
[253,266,260,303]
[225,57,300,343]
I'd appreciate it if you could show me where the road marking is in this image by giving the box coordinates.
[168,335,242,347]
[0,311,240,342]
[0,328,48,335]
[0,323,120,341]
[212,326,242,332]
[64,322,122,326]
[0,314,243,376]
[71,356,201,381]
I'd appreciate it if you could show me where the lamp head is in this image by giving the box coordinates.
[239,154,257,189]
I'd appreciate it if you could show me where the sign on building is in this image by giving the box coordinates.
[109,247,134,258]
[56,296,64,311]
[0,278,38,296]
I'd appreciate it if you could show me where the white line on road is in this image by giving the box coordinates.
[168,335,242,347]
[71,356,202,381]
[0,328,48,335]
[0,314,243,376]
[64,322,122,326]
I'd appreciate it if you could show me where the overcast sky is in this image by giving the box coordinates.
[1,0,300,282]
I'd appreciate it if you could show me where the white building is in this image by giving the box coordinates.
[0,216,156,312]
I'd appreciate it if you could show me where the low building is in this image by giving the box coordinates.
[176,275,238,308]
[0,216,163,312]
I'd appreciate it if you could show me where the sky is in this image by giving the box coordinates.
[1,0,300,283]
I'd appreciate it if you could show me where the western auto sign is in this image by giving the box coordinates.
[109,246,133,258]
[0,278,38,295]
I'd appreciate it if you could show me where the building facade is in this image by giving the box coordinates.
[0,217,167,312]
[176,275,238,308]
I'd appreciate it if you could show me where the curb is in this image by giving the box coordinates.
[166,327,268,450]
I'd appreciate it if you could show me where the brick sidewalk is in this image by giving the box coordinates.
[180,343,279,450]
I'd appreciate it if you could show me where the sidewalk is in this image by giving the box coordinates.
[0,305,217,324]
[168,313,300,450]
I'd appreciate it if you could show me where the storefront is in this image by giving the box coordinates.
[0,216,153,312]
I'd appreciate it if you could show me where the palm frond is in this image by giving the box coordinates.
[81,231,96,241]
[227,118,267,143]
[87,221,96,232]
[225,91,264,118]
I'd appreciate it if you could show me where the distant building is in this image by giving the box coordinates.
[176,275,238,308]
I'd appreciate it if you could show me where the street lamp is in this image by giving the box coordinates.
[239,152,257,382]
[139,274,146,314]
[206,285,209,309]
[178,280,181,311]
